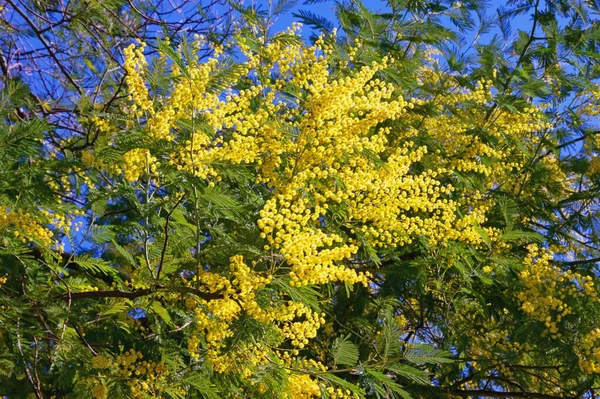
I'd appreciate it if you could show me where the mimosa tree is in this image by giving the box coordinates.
[2,0,600,398]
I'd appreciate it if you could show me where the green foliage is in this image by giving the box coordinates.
[2,0,600,398]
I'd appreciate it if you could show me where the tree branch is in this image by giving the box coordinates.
[61,285,221,301]
[156,193,186,280]
[16,318,43,399]
[447,389,572,399]
[555,257,600,267]
[6,0,83,95]
[74,325,98,356]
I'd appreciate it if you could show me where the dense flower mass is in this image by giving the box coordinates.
[115,29,550,297]
[0,206,54,245]
[73,26,564,396]
[3,1,600,397]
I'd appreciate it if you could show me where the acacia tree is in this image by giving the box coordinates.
[1,0,233,150]
[2,0,600,398]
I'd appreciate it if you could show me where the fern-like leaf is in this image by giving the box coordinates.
[332,335,360,366]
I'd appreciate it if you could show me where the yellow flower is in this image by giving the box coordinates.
[91,385,107,399]
[91,355,110,369]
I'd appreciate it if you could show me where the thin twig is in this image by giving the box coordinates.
[16,318,43,399]
[75,325,98,356]
[60,285,220,301]
[156,193,187,280]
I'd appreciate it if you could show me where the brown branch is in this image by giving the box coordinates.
[126,0,163,24]
[62,285,220,301]
[0,51,9,78]
[554,130,600,151]
[16,319,43,399]
[78,319,196,349]
[74,325,98,356]
[31,337,43,396]
[447,389,572,399]
[156,193,186,280]
[138,319,193,341]
[483,0,541,124]
[6,0,83,95]
[554,257,600,267]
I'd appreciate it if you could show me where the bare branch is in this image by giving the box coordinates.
[156,193,187,280]
[61,286,221,301]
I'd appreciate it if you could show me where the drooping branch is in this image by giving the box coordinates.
[61,286,221,301]
[447,389,573,399]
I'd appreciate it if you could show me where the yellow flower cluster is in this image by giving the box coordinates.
[88,115,112,135]
[188,255,272,370]
[118,148,158,182]
[413,61,547,173]
[123,43,153,116]
[252,50,435,285]
[590,156,600,174]
[91,385,107,399]
[39,208,68,232]
[116,349,174,398]
[188,255,329,373]
[278,302,326,348]
[418,99,546,185]
[287,369,356,398]
[516,244,595,336]
[578,329,600,373]
[577,84,600,118]
[88,350,179,398]
[91,355,111,369]
[117,29,553,270]
[289,374,321,398]
[324,386,357,399]
[113,27,561,387]
[0,206,54,245]
[80,151,99,168]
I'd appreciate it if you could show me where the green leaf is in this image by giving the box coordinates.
[319,373,365,397]
[366,369,412,399]
[157,38,191,80]
[473,224,491,248]
[110,240,137,268]
[292,10,335,32]
[184,373,221,399]
[332,335,360,366]
[198,186,245,221]
[501,229,543,243]
[403,345,452,365]
[0,358,14,376]
[100,299,132,317]
[69,255,121,282]
[386,364,431,386]
[83,58,97,73]
[271,278,322,311]
[273,0,298,15]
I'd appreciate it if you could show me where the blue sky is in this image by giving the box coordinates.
[255,0,533,56]
[257,0,387,36]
